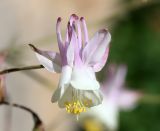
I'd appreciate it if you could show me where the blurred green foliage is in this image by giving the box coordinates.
[108,2,160,131]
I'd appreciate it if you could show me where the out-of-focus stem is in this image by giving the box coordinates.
[0,65,44,75]
[0,101,45,131]
[139,94,160,104]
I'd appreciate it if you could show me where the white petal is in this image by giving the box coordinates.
[58,85,73,108]
[51,87,61,103]
[81,90,103,107]
[58,66,72,87]
[58,88,103,108]
[51,66,72,103]
[35,52,61,73]
[93,90,103,102]
[70,66,100,90]
[90,101,119,130]
[29,44,62,73]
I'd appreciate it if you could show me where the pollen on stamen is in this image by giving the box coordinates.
[65,100,86,115]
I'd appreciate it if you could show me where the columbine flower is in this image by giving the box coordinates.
[29,14,111,116]
[86,65,141,130]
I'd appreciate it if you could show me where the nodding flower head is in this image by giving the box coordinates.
[29,14,111,116]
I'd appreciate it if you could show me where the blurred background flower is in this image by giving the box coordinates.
[0,0,160,131]
[79,64,141,131]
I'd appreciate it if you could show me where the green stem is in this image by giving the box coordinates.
[139,94,160,104]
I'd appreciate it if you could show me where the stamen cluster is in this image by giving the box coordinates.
[65,100,86,115]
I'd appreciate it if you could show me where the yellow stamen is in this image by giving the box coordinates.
[65,89,93,116]
[84,119,104,131]
[65,100,86,115]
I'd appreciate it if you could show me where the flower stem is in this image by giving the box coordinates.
[0,101,45,131]
[0,65,44,75]
[139,94,160,104]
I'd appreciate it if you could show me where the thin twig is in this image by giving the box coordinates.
[0,65,44,75]
[0,101,45,131]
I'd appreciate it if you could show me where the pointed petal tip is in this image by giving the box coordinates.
[28,44,37,52]
[99,29,111,41]
[119,64,127,72]
[70,14,78,25]
[99,29,108,33]
[57,17,62,22]
[80,17,84,21]
[51,96,60,103]
[71,14,79,19]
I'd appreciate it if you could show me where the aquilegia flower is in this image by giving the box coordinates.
[29,14,111,116]
[86,65,142,130]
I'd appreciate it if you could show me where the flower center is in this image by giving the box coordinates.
[64,89,92,116]
[65,100,86,115]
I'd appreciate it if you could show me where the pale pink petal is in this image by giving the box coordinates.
[76,20,82,49]
[119,90,141,110]
[29,44,62,73]
[56,17,64,53]
[66,26,77,67]
[69,14,82,50]
[102,65,127,102]
[82,29,111,71]
[80,17,89,45]
[111,65,127,90]
[92,47,109,72]
[68,26,82,66]
[66,39,74,67]
[102,65,127,94]
[69,14,78,26]
[69,14,82,49]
